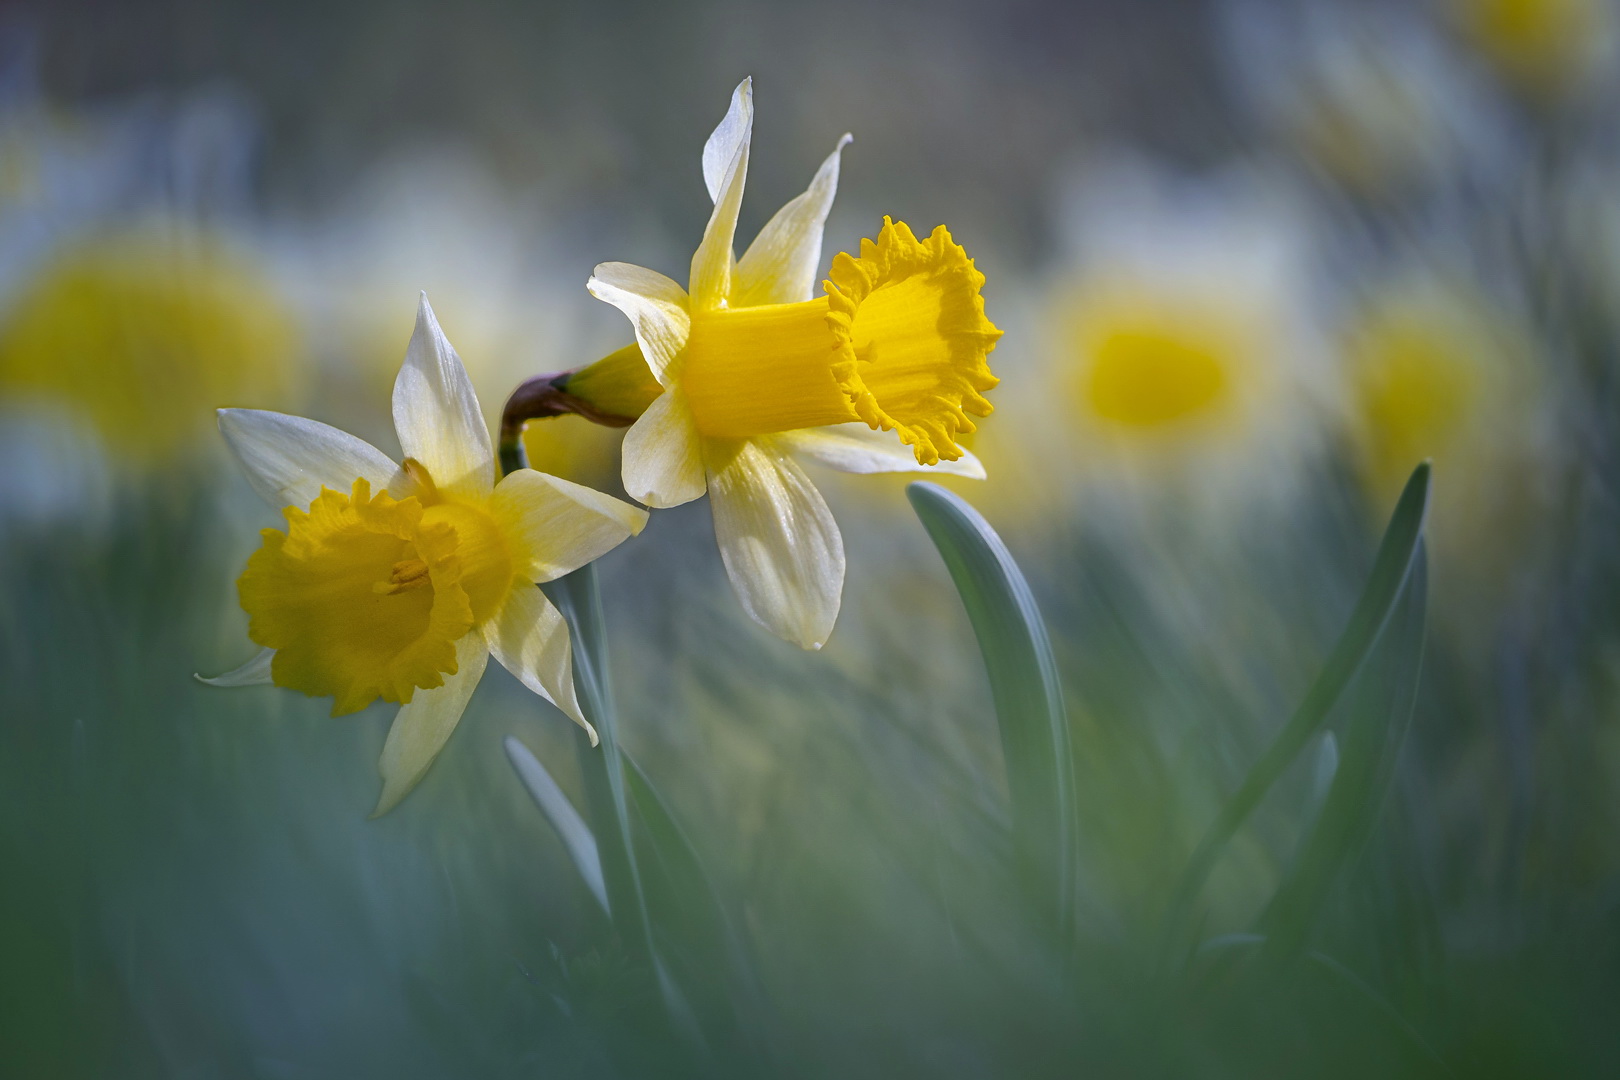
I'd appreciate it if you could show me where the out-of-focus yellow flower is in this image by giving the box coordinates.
[565,79,999,649]
[202,295,647,815]
[1344,277,1551,563]
[1449,0,1615,100]
[0,229,300,468]
[1006,159,1330,523]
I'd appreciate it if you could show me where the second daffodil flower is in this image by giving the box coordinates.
[573,79,1001,649]
[203,295,647,815]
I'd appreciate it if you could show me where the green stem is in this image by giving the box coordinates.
[499,439,657,975]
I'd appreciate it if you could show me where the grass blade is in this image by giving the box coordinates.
[1257,545,1429,961]
[624,749,769,1059]
[540,568,656,970]
[907,481,1076,948]
[503,735,608,915]
[1165,462,1431,936]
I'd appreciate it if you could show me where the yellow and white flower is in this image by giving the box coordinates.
[202,295,647,815]
[997,155,1334,526]
[573,79,1000,649]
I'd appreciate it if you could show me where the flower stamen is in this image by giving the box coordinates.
[376,557,433,595]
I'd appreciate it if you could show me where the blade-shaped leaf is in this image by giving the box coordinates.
[1165,463,1431,938]
[504,735,608,915]
[625,749,770,1060]
[541,567,655,966]
[907,481,1076,949]
[1257,545,1428,961]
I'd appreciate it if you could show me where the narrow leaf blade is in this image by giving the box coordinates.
[1257,546,1429,960]
[1166,463,1431,933]
[503,735,609,915]
[907,481,1076,948]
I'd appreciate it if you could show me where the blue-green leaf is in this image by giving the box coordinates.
[907,481,1076,948]
[1257,546,1428,961]
[541,568,656,968]
[503,735,608,915]
[1165,462,1431,938]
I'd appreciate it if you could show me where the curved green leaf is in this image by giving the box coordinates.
[907,481,1076,949]
[1258,546,1428,960]
[541,568,655,966]
[503,735,609,915]
[1165,462,1431,937]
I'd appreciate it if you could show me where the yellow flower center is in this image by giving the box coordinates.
[237,468,513,716]
[678,218,1000,465]
[1349,302,1483,496]
[1085,327,1230,428]
[1066,285,1260,436]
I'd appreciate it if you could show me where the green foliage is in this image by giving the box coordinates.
[906,480,1078,953]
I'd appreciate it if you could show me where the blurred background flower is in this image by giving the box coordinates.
[991,154,1335,531]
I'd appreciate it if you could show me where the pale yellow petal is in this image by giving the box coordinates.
[218,409,400,510]
[778,423,987,479]
[688,78,753,310]
[372,632,489,817]
[392,293,495,500]
[734,134,852,307]
[484,584,594,741]
[586,263,692,386]
[706,436,844,649]
[621,391,707,508]
[490,469,648,583]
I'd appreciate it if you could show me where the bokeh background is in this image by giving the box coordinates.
[6,0,1620,1075]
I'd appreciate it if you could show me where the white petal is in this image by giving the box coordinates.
[778,423,988,479]
[702,77,753,202]
[621,391,708,508]
[707,437,844,649]
[586,263,691,386]
[195,647,275,687]
[217,410,399,510]
[734,134,852,307]
[490,469,648,583]
[485,584,595,742]
[688,78,753,309]
[372,633,489,817]
[392,293,495,501]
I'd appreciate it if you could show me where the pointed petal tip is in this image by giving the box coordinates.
[413,291,439,331]
[369,782,403,819]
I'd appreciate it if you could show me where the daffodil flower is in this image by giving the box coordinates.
[579,78,1001,649]
[201,295,648,815]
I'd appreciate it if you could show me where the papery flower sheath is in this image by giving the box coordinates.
[571,78,1000,649]
[201,295,647,815]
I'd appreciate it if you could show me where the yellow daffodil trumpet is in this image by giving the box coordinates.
[504,79,1000,650]
[202,294,648,815]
